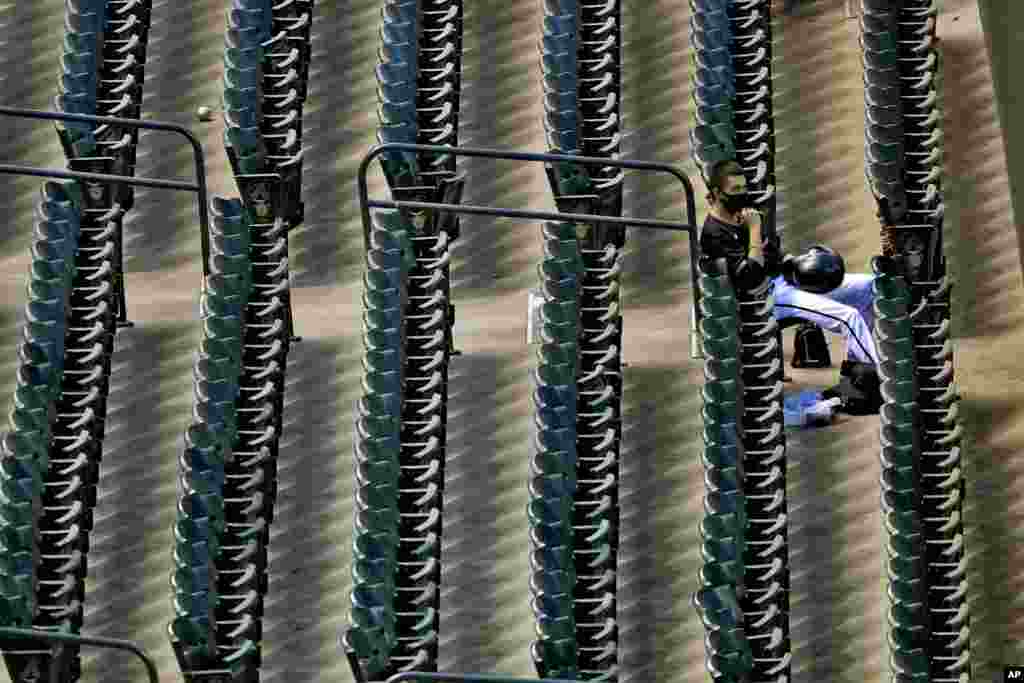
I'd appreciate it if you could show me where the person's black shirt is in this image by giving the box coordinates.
[699,214,783,292]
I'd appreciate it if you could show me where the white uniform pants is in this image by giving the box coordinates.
[770,273,880,365]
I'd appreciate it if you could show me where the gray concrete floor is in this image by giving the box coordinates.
[0,1,1021,682]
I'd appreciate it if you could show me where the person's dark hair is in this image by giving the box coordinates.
[706,159,745,203]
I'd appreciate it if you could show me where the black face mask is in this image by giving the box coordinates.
[718,190,749,216]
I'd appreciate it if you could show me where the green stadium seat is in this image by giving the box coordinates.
[211,232,249,259]
[531,449,576,479]
[203,314,245,341]
[890,649,930,678]
[535,427,575,457]
[701,513,745,542]
[530,520,571,555]
[701,405,741,433]
[358,383,403,415]
[700,316,740,343]
[699,294,737,319]
[357,415,401,445]
[540,260,581,286]
[864,47,900,71]
[873,275,910,301]
[876,317,913,343]
[881,422,916,447]
[355,459,400,491]
[692,585,743,628]
[704,465,742,495]
[531,545,574,574]
[532,638,577,677]
[367,246,407,272]
[355,508,401,539]
[888,624,927,652]
[356,482,400,514]
[363,305,403,332]
[209,255,252,286]
[361,368,402,396]
[534,380,576,408]
[887,577,926,606]
[692,125,737,157]
[881,380,916,404]
[528,498,572,532]
[881,465,918,493]
[364,270,404,297]
[3,429,49,462]
[541,323,578,345]
[704,357,741,383]
[699,560,743,589]
[200,293,246,321]
[543,222,578,241]
[198,336,244,366]
[702,442,742,468]
[543,241,584,272]
[702,379,741,405]
[536,613,575,641]
[344,627,392,679]
[539,341,577,367]
[8,406,48,437]
[541,300,578,325]
[706,627,754,661]
[873,298,909,319]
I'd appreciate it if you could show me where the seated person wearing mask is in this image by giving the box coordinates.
[698,159,881,366]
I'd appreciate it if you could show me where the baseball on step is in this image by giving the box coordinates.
[196,106,214,122]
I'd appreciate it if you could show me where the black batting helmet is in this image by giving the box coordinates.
[782,245,846,294]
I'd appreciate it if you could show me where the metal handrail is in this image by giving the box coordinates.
[0,106,212,280]
[357,142,703,352]
[387,672,582,683]
[0,627,158,683]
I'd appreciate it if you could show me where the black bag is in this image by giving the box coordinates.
[792,322,831,368]
[823,360,883,415]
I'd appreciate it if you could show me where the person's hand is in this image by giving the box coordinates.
[742,208,762,233]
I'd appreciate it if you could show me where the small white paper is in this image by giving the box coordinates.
[527,289,544,345]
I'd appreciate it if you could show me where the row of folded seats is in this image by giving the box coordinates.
[374,0,465,360]
[343,2,467,678]
[540,0,622,199]
[376,0,462,188]
[0,0,154,677]
[537,2,623,681]
[530,223,580,680]
[872,262,969,683]
[344,210,442,680]
[874,269,967,681]
[412,0,462,182]
[693,261,754,681]
[689,3,791,682]
[223,0,312,219]
[696,260,791,683]
[689,0,775,215]
[171,197,285,681]
[862,0,942,227]
[530,226,620,682]
[57,0,152,180]
[861,2,969,679]
[570,16,623,675]
[55,0,152,334]
[0,182,98,683]
[168,1,313,677]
